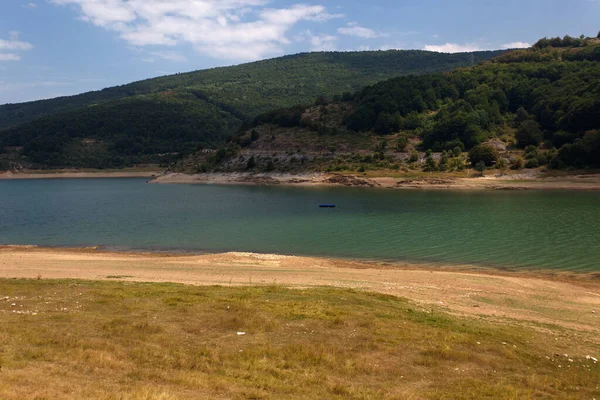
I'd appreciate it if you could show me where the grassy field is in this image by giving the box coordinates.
[1,279,599,399]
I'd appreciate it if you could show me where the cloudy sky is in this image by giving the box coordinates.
[1,0,598,104]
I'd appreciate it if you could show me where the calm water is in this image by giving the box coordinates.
[1,178,599,272]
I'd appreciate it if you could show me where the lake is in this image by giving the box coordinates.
[1,178,599,272]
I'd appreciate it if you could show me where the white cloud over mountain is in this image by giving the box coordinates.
[51,0,342,60]
[501,42,531,49]
[424,41,531,54]
[423,43,482,53]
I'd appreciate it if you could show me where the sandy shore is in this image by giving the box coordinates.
[1,246,599,336]
[151,171,600,190]
[0,171,160,180]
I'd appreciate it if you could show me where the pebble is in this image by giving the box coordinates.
[237,332,246,336]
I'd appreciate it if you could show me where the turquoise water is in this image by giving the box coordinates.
[1,178,599,271]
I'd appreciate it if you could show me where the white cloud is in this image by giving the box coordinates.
[501,42,531,49]
[0,53,21,61]
[24,2,38,8]
[50,0,342,61]
[423,43,482,53]
[310,34,337,51]
[337,22,379,39]
[144,51,188,63]
[295,30,337,51]
[0,34,33,51]
[0,32,33,61]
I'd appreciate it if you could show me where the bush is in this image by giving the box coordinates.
[526,158,540,168]
[396,136,409,152]
[468,144,499,166]
[536,153,548,165]
[511,157,524,170]
[424,156,437,171]
[496,158,508,171]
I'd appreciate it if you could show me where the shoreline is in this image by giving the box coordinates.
[150,171,600,191]
[2,245,599,334]
[2,169,600,190]
[0,171,160,180]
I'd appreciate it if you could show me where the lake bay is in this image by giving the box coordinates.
[1,178,599,272]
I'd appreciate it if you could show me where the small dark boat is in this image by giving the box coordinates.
[319,204,336,208]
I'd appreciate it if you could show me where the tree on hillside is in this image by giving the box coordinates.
[246,156,256,170]
[516,120,543,148]
[373,112,402,134]
[475,161,486,176]
[468,144,499,167]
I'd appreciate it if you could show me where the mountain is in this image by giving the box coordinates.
[174,36,600,173]
[0,49,506,169]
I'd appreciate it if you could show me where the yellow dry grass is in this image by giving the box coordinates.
[1,280,599,400]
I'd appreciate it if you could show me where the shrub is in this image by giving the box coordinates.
[408,152,419,163]
[526,158,540,168]
[496,158,508,171]
[536,153,548,165]
[424,156,437,171]
[396,136,409,152]
[511,157,524,170]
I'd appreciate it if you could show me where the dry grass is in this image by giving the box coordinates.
[1,279,599,399]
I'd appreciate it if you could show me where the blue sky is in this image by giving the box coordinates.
[1,0,598,104]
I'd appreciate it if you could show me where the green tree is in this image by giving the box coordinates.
[265,159,275,172]
[475,161,486,176]
[468,144,499,166]
[496,158,508,175]
[246,156,256,170]
[424,155,437,171]
[516,120,543,148]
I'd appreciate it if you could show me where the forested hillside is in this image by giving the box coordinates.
[0,49,505,169]
[342,37,600,168]
[179,36,599,173]
[0,94,239,169]
[0,50,504,131]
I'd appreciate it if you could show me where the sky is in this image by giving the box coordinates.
[0,0,598,105]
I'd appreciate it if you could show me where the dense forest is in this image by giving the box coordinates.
[0,94,240,168]
[0,50,504,131]
[245,37,600,170]
[0,49,505,169]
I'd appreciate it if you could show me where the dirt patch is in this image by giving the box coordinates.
[153,171,600,191]
[326,174,379,187]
